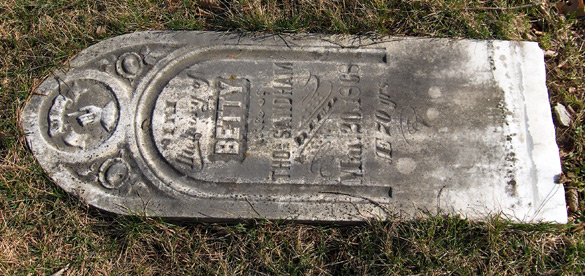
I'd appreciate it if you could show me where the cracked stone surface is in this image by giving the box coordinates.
[22,31,567,223]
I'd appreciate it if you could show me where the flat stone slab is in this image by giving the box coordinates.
[22,31,567,223]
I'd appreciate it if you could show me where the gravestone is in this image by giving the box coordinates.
[22,31,567,223]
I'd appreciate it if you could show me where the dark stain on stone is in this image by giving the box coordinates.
[506,179,517,197]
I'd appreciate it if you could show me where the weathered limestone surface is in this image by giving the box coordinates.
[22,31,567,223]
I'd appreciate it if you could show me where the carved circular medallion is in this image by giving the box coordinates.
[98,158,130,189]
[43,79,120,151]
[116,52,143,79]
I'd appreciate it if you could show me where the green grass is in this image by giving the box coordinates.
[1,0,585,274]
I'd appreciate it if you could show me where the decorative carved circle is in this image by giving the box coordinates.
[116,52,143,79]
[98,158,130,189]
[44,79,120,151]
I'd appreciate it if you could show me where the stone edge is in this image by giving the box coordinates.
[519,42,567,223]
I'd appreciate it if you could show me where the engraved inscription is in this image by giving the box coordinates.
[174,130,203,171]
[213,77,250,160]
[337,64,363,185]
[160,100,177,147]
[138,46,391,188]
[267,62,294,180]
[271,144,291,180]
[152,71,214,175]
[374,83,396,162]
